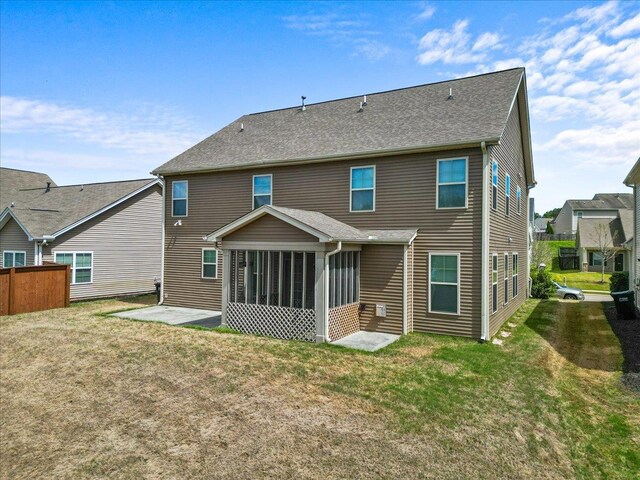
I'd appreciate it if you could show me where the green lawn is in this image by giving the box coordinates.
[1,296,638,478]
[551,270,612,292]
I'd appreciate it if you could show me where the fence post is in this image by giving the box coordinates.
[64,265,71,307]
[9,268,16,315]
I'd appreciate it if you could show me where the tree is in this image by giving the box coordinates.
[531,239,553,269]
[531,268,556,299]
[534,212,542,219]
[543,207,561,219]
[590,223,619,283]
[545,221,554,234]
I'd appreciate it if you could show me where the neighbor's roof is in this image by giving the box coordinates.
[0,167,57,210]
[0,178,159,239]
[567,193,633,211]
[154,68,533,183]
[577,212,633,249]
[208,205,417,244]
[534,217,551,231]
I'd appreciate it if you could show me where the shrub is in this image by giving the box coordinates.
[610,271,629,292]
[531,268,556,299]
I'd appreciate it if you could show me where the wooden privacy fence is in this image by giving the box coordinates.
[0,263,70,316]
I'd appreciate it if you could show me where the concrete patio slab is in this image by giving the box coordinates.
[332,331,400,352]
[111,306,221,328]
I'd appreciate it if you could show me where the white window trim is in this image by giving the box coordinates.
[252,174,273,210]
[491,160,498,211]
[505,173,511,216]
[172,180,188,217]
[202,248,219,280]
[516,185,522,215]
[2,250,27,268]
[512,252,519,298]
[504,252,509,305]
[428,252,461,316]
[436,157,469,210]
[349,165,376,213]
[491,253,498,314]
[54,251,93,285]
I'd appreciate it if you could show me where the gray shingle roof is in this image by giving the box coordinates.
[567,193,633,211]
[534,217,551,232]
[153,68,525,175]
[577,211,633,249]
[212,205,417,244]
[2,178,158,238]
[0,167,56,210]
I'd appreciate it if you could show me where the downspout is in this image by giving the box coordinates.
[480,141,490,342]
[158,175,166,305]
[324,241,342,341]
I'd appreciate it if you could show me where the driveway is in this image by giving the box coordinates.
[584,292,613,303]
[111,306,222,328]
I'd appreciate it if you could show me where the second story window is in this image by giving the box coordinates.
[350,166,375,212]
[505,174,511,216]
[517,186,522,215]
[437,158,467,209]
[172,181,188,217]
[253,174,272,209]
[492,160,498,210]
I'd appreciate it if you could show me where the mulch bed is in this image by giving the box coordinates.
[604,303,640,394]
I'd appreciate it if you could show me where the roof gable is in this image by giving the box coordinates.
[154,68,532,183]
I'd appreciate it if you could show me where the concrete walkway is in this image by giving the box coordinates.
[111,306,222,328]
[332,331,400,352]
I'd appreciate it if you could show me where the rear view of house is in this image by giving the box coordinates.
[0,167,162,300]
[153,68,536,342]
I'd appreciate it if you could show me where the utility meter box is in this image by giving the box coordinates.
[375,303,387,317]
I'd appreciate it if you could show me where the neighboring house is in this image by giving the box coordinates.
[152,68,536,343]
[533,217,552,233]
[0,167,162,300]
[623,157,640,304]
[575,209,633,273]
[553,193,633,235]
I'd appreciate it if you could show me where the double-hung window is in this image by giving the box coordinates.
[512,253,519,298]
[172,181,188,217]
[202,249,218,279]
[55,252,93,284]
[429,253,460,315]
[505,174,511,216]
[589,251,604,267]
[492,160,498,210]
[516,186,522,215]
[3,251,26,268]
[437,158,467,209]
[491,254,498,314]
[504,253,509,305]
[253,175,272,209]
[350,166,375,212]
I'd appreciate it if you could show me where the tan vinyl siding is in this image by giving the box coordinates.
[489,102,529,337]
[359,244,404,335]
[43,186,162,300]
[224,214,318,242]
[163,147,483,336]
[0,218,34,266]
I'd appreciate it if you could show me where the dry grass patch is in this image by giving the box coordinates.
[1,296,638,479]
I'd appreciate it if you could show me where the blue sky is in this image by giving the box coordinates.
[1,0,639,213]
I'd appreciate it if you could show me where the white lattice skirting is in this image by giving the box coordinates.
[226,302,316,342]
[328,302,361,341]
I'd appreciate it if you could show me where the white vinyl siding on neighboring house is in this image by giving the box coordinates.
[350,166,375,212]
[429,253,460,315]
[437,158,467,209]
[172,180,188,217]
[253,174,272,209]
[55,252,93,284]
[2,250,26,268]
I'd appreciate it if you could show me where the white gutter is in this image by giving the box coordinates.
[158,175,166,305]
[402,244,408,335]
[324,241,342,341]
[480,141,490,342]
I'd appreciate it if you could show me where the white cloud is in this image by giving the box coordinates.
[473,32,502,51]
[417,19,488,65]
[0,96,202,157]
[415,4,436,22]
[609,11,640,37]
[354,39,392,61]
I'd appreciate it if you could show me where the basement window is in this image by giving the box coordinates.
[2,251,26,268]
